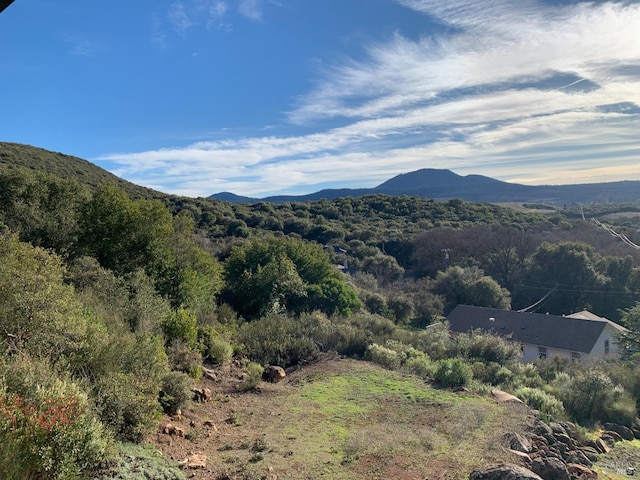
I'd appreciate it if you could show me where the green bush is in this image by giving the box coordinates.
[96,443,185,480]
[239,314,318,367]
[162,307,198,349]
[514,387,565,419]
[159,371,193,415]
[365,344,401,370]
[94,373,162,443]
[242,362,264,391]
[559,370,636,426]
[456,330,521,365]
[434,358,473,388]
[0,358,115,480]
[404,354,434,379]
[198,326,233,366]
[167,340,203,379]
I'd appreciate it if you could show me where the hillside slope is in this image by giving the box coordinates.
[152,357,537,480]
[0,142,164,200]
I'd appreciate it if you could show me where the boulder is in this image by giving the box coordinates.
[492,390,524,404]
[504,432,533,453]
[264,365,286,383]
[182,453,207,469]
[550,423,569,437]
[553,433,576,450]
[602,422,634,441]
[160,422,185,437]
[577,446,599,462]
[600,431,622,445]
[531,456,570,480]
[192,387,213,402]
[593,437,610,454]
[469,463,543,480]
[566,463,597,480]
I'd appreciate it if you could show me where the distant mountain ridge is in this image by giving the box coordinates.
[211,168,640,205]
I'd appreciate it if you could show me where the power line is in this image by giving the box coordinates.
[517,285,558,312]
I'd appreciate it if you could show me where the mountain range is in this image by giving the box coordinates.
[1,142,637,206]
[212,168,640,205]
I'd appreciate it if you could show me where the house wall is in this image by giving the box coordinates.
[522,343,576,363]
[589,325,622,357]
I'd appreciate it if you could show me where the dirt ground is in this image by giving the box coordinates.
[148,356,536,480]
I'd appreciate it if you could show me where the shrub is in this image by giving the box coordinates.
[242,362,264,390]
[414,322,454,361]
[434,358,472,388]
[404,354,434,379]
[0,358,115,479]
[94,373,162,443]
[159,371,193,415]
[559,370,636,426]
[198,326,233,366]
[167,340,203,379]
[239,314,318,367]
[365,344,401,370]
[514,387,565,419]
[96,443,185,480]
[162,307,198,349]
[456,330,521,365]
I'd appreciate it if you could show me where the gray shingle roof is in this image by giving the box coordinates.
[447,305,627,354]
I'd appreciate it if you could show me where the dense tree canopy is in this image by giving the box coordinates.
[223,237,362,319]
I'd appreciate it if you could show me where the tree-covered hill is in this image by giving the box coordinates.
[4,143,640,478]
[0,142,163,200]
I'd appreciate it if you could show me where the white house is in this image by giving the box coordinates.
[447,305,628,363]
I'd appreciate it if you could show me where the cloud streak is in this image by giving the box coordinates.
[107,0,640,197]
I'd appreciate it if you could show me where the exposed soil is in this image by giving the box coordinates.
[148,355,538,480]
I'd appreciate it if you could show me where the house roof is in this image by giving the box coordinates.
[447,305,628,354]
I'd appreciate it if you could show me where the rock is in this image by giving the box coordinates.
[508,449,532,465]
[578,446,599,462]
[593,437,610,454]
[183,453,207,469]
[602,422,634,441]
[553,433,576,450]
[531,456,570,480]
[504,432,533,453]
[160,422,185,437]
[202,368,218,381]
[567,450,592,468]
[535,421,554,438]
[264,365,287,383]
[550,423,569,437]
[191,387,213,402]
[492,390,524,404]
[600,431,622,445]
[566,463,597,480]
[469,462,543,480]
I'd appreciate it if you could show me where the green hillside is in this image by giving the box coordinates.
[0,142,163,200]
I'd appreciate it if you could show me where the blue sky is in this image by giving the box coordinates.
[1,0,640,198]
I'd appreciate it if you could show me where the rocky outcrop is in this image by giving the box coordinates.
[469,462,543,479]
[472,415,636,479]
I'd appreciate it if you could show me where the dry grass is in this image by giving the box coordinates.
[149,357,538,480]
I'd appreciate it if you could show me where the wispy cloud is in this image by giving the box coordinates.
[112,0,640,197]
[65,36,101,57]
[168,1,195,34]
[238,0,263,21]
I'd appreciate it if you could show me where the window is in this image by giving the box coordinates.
[538,346,547,359]
[604,339,610,355]
[571,351,581,361]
